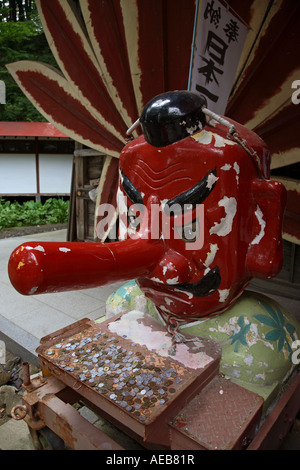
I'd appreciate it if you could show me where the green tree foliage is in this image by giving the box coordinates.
[0,0,57,121]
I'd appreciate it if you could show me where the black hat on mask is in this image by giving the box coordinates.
[139,90,207,147]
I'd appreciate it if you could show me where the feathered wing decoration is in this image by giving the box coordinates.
[225,0,300,245]
[6,0,300,243]
[6,0,195,240]
[6,60,124,158]
[227,0,300,168]
[7,0,196,152]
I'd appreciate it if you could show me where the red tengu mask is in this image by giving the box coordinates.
[118,91,286,319]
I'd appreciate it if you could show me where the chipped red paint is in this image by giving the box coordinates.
[8,236,165,296]
[83,0,139,126]
[219,0,253,25]
[254,104,299,156]
[137,0,167,105]
[9,0,299,159]
[15,69,124,154]
[7,104,287,318]
[118,113,286,318]
[284,189,300,241]
[7,0,300,244]
[163,0,197,92]
[227,1,300,125]
[100,158,119,208]
[38,0,128,137]
[137,0,195,107]
[174,421,187,428]
[95,157,119,239]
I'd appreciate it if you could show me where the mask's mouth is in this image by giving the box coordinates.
[140,266,221,299]
[172,266,221,297]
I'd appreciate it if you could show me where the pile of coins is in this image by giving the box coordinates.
[44,325,187,423]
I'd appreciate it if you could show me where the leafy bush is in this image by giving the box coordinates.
[0,198,69,230]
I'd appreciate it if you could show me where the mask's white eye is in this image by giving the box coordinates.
[175,218,200,243]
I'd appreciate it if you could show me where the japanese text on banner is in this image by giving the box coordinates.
[190,0,248,114]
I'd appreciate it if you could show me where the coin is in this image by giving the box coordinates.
[165,380,173,387]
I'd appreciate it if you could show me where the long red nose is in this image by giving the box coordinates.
[8,237,165,296]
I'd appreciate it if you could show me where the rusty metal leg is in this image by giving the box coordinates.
[15,375,124,450]
[28,427,43,450]
[22,362,31,387]
[248,372,300,450]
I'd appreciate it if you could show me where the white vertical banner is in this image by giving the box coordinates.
[189,0,248,114]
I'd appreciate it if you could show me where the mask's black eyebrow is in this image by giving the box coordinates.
[165,168,217,214]
[120,171,144,206]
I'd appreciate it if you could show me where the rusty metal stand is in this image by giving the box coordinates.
[12,313,300,450]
